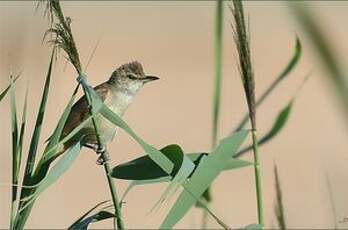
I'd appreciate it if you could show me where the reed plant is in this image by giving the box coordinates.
[4,0,344,229]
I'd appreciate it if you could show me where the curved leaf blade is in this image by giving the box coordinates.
[22,49,55,188]
[68,200,110,229]
[19,142,81,212]
[161,130,248,228]
[235,101,293,158]
[0,74,20,103]
[112,150,251,181]
[111,144,183,180]
[69,211,114,230]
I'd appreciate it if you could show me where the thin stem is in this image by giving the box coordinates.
[204,0,224,227]
[251,129,264,226]
[80,82,125,230]
[202,208,209,229]
[103,160,124,229]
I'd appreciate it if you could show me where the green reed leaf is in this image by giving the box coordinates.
[68,200,111,229]
[151,150,195,213]
[235,101,293,158]
[37,86,79,169]
[111,144,183,180]
[0,74,20,103]
[17,85,29,180]
[161,130,248,228]
[9,77,19,228]
[11,85,29,227]
[112,147,251,181]
[21,49,55,189]
[119,177,171,205]
[69,211,114,230]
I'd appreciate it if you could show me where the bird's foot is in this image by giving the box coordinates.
[84,143,109,165]
[96,145,110,165]
[96,153,110,165]
[96,145,106,154]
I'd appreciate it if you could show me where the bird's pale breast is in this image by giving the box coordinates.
[84,88,134,144]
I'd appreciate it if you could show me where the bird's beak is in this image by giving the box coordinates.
[143,75,160,83]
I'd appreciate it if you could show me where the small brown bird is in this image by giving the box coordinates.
[54,61,159,161]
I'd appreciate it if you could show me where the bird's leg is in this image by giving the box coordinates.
[96,144,110,165]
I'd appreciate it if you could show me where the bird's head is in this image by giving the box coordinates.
[108,61,159,94]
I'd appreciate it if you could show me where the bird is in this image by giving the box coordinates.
[54,61,159,163]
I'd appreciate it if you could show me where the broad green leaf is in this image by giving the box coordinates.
[19,142,81,212]
[68,200,110,229]
[151,151,195,213]
[111,145,183,180]
[116,156,252,206]
[112,150,251,181]
[0,74,20,103]
[69,211,114,230]
[235,101,293,158]
[161,130,248,228]
[234,37,301,132]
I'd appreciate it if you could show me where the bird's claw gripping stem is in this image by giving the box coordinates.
[96,145,110,165]
[84,143,110,165]
[96,152,109,165]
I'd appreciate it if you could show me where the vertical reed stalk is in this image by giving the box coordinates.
[79,78,124,229]
[252,130,263,225]
[230,0,264,226]
[41,1,125,228]
[203,0,224,228]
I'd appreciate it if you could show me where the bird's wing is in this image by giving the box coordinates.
[60,82,110,139]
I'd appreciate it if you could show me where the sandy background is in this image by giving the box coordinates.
[0,1,347,229]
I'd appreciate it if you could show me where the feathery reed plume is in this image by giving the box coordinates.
[230,0,255,129]
[230,0,264,226]
[41,0,82,74]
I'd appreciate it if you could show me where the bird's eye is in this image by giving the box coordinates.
[127,74,137,80]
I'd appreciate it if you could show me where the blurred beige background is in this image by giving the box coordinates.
[1,1,347,229]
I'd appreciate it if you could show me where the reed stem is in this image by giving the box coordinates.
[251,129,264,226]
[79,78,124,230]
